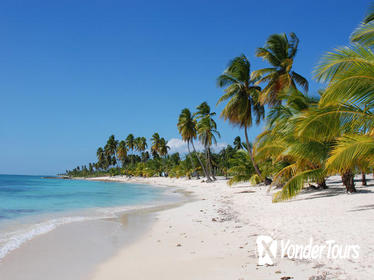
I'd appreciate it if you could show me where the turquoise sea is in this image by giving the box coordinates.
[0,174,177,260]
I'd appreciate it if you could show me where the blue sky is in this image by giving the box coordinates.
[0,0,371,175]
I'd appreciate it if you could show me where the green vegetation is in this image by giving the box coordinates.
[66,4,374,202]
[65,132,240,180]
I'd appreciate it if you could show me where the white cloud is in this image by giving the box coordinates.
[167,138,227,155]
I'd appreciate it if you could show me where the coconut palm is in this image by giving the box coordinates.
[233,136,243,150]
[194,102,218,181]
[253,33,308,106]
[141,151,150,162]
[126,134,135,152]
[217,55,265,180]
[314,16,374,192]
[315,45,374,109]
[159,138,170,157]
[125,134,136,165]
[117,140,128,167]
[135,137,147,153]
[177,108,210,180]
[96,147,105,169]
[219,145,235,179]
[228,150,256,186]
[254,90,330,201]
[134,137,148,162]
[291,100,374,193]
[151,133,161,157]
[104,135,118,167]
[105,135,118,156]
[195,104,220,181]
[194,101,216,120]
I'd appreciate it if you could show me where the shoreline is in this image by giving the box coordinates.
[87,175,374,280]
[0,209,157,280]
[0,179,190,280]
[1,176,373,279]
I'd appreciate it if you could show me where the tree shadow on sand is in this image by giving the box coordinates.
[349,204,374,212]
[293,186,374,202]
[325,177,374,186]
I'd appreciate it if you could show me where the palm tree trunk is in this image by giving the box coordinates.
[362,172,367,186]
[317,178,328,189]
[244,126,263,181]
[205,148,213,181]
[207,148,216,181]
[225,155,228,179]
[191,140,211,181]
[187,142,199,179]
[342,170,357,193]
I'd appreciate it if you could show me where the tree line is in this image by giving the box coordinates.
[66,4,374,202]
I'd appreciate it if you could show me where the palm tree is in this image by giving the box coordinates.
[151,133,161,157]
[125,134,135,165]
[117,140,128,167]
[195,103,220,181]
[233,136,243,150]
[141,151,150,162]
[159,138,170,157]
[253,33,308,106]
[313,14,374,192]
[217,55,265,181]
[254,90,331,201]
[177,108,210,180]
[96,147,105,169]
[228,150,256,186]
[194,102,215,120]
[88,163,93,173]
[137,137,148,153]
[315,46,374,108]
[126,134,135,151]
[219,145,235,179]
[134,136,148,162]
[104,135,118,167]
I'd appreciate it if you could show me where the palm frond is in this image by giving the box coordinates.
[351,22,374,46]
[291,71,309,92]
[326,134,374,173]
[273,168,324,202]
[217,74,238,88]
[363,3,374,23]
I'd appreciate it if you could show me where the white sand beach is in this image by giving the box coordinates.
[85,175,374,280]
[3,1,374,280]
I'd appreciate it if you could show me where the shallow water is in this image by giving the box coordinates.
[0,174,179,260]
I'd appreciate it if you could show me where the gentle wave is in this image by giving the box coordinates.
[0,175,184,261]
[0,215,107,260]
[0,200,178,261]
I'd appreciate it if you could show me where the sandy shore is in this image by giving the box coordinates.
[85,175,374,280]
[0,176,372,280]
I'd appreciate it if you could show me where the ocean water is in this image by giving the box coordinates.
[0,174,178,260]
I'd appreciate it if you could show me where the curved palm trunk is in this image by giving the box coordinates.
[187,142,199,179]
[191,140,211,182]
[207,147,216,181]
[225,154,229,179]
[244,126,263,181]
[205,149,213,181]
